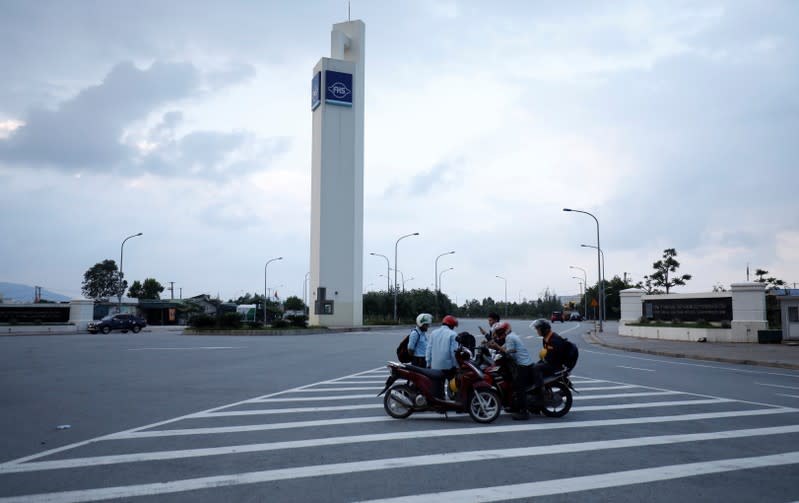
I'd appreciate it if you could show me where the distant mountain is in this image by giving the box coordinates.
[0,282,73,303]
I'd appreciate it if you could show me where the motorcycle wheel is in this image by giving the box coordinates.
[539,381,573,418]
[383,384,414,419]
[468,388,501,423]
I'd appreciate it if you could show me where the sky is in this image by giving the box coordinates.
[1,0,797,306]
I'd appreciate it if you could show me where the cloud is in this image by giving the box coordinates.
[0,61,201,169]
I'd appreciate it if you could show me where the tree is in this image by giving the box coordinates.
[284,295,305,311]
[81,260,124,302]
[644,248,692,294]
[127,278,165,300]
[753,269,786,291]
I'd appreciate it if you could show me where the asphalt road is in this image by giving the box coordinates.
[1,320,798,502]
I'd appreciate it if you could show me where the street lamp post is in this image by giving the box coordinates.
[569,265,588,321]
[496,275,508,317]
[394,232,419,322]
[438,267,453,293]
[572,276,584,317]
[390,268,405,292]
[264,256,283,323]
[434,251,455,292]
[369,252,390,292]
[118,232,143,314]
[581,243,606,323]
[563,208,603,332]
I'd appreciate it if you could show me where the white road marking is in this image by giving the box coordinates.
[357,452,799,503]
[5,408,793,475]
[582,348,799,378]
[617,365,655,372]
[578,385,637,391]
[4,427,799,501]
[576,391,679,400]
[0,366,387,468]
[756,382,799,390]
[127,347,243,351]
[192,404,383,417]
[776,393,799,399]
[252,394,377,402]
[292,386,383,392]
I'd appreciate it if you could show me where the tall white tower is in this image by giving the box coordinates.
[309,20,365,326]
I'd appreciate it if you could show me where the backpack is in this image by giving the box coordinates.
[396,334,412,363]
[563,337,579,370]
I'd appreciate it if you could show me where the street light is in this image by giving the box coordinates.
[390,268,405,292]
[496,275,508,317]
[369,252,390,292]
[572,276,584,317]
[563,208,603,332]
[581,243,606,323]
[438,267,454,293]
[394,232,419,321]
[569,265,587,321]
[434,251,455,292]
[118,232,143,313]
[264,256,283,323]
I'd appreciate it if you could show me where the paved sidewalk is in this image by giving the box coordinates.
[585,327,799,371]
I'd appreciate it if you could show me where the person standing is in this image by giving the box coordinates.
[479,312,501,342]
[408,313,432,367]
[490,322,535,420]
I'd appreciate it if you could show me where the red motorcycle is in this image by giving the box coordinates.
[378,347,502,423]
[475,343,576,418]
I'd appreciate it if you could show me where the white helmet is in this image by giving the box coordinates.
[416,313,433,327]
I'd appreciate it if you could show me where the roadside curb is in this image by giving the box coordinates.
[582,331,799,371]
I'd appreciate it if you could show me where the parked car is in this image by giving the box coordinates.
[550,311,564,323]
[88,314,147,334]
[569,312,583,321]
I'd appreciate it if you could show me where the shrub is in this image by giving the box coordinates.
[218,312,242,329]
[671,318,682,324]
[188,314,216,329]
[270,318,289,329]
[720,320,731,329]
[246,321,264,329]
[638,316,650,324]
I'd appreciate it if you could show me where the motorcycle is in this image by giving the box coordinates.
[475,343,577,418]
[377,347,502,423]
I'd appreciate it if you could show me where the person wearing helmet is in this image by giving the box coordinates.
[531,318,573,397]
[425,315,460,398]
[478,312,501,342]
[489,322,535,420]
[408,313,432,367]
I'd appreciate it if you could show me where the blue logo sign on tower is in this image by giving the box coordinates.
[311,72,321,111]
[325,70,353,106]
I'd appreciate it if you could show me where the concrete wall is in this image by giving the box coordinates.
[619,283,766,343]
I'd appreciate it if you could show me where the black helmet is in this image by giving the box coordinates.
[532,318,551,334]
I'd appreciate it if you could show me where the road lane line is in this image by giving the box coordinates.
[192,404,383,417]
[4,408,794,475]
[357,451,799,503]
[4,428,799,501]
[581,348,799,378]
[756,382,799,390]
[576,391,679,400]
[617,365,655,372]
[578,385,637,391]
[292,386,383,392]
[252,394,378,402]
[0,366,386,468]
